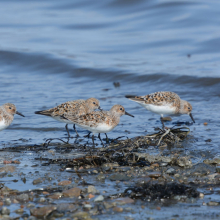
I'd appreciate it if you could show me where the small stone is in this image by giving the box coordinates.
[92,170,98,174]
[94,195,104,202]
[32,178,43,185]
[96,174,105,182]
[204,122,208,126]
[71,211,89,219]
[1,207,10,215]
[113,206,123,212]
[58,180,71,186]
[148,172,161,178]
[57,203,77,212]
[63,187,81,197]
[38,197,46,203]
[207,201,220,206]
[88,194,95,199]
[5,198,11,206]
[166,168,175,175]
[115,197,134,205]
[0,166,16,173]
[199,193,204,199]
[16,194,29,202]
[103,201,115,209]
[48,193,63,200]
[15,208,24,214]
[83,204,92,211]
[88,185,99,194]
[30,206,57,218]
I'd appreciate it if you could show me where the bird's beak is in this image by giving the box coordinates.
[189,113,195,123]
[98,106,103,111]
[125,111,134,117]
[16,111,25,117]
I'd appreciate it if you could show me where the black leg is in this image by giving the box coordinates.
[65,124,70,137]
[92,134,95,147]
[73,124,80,137]
[105,133,109,142]
[160,117,165,129]
[84,132,91,138]
[98,133,104,146]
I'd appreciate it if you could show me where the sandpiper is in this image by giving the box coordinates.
[62,104,134,145]
[125,91,195,127]
[35,98,101,137]
[0,103,25,131]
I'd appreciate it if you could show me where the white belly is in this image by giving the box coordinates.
[77,123,114,134]
[0,118,9,131]
[139,103,176,116]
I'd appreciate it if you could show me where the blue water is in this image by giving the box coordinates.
[0,0,220,218]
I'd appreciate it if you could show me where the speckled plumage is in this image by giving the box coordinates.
[125,91,195,124]
[63,104,134,145]
[35,98,101,137]
[0,103,25,131]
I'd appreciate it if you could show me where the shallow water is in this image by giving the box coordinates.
[0,0,220,219]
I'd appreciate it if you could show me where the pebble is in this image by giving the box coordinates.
[113,206,123,212]
[88,185,99,194]
[199,193,204,199]
[30,206,57,218]
[94,195,104,202]
[83,204,92,211]
[32,178,43,185]
[0,166,16,173]
[16,194,29,202]
[148,172,161,178]
[166,168,175,175]
[58,180,71,186]
[103,201,115,209]
[4,198,11,206]
[15,208,24,214]
[96,174,105,182]
[207,201,220,206]
[88,194,95,199]
[115,197,134,205]
[48,192,63,200]
[62,187,81,197]
[1,207,10,215]
[71,211,89,219]
[92,169,99,174]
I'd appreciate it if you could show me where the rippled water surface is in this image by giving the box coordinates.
[0,0,220,218]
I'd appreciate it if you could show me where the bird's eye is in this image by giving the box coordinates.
[188,107,191,110]
[93,102,96,105]
[120,108,123,111]
[9,107,11,109]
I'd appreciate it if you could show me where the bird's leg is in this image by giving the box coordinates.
[84,132,91,138]
[73,124,80,137]
[65,124,71,143]
[65,124,70,138]
[160,117,165,130]
[105,133,109,143]
[92,134,95,147]
[98,133,104,146]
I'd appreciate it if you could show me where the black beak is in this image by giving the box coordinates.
[98,106,103,111]
[16,111,25,117]
[125,111,134,117]
[189,113,195,123]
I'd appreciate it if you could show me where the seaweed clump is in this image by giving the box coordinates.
[124,182,199,201]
